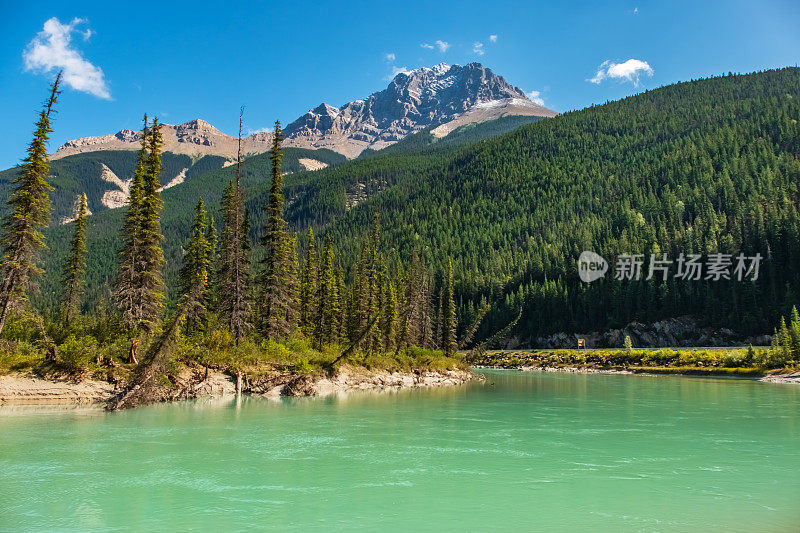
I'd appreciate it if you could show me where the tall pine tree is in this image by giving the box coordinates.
[0,72,61,335]
[216,108,252,344]
[259,120,298,338]
[60,193,88,324]
[179,199,211,333]
[136,117,166,332]
[114,114,149,331]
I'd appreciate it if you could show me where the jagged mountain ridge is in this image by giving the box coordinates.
[52,63,556,160]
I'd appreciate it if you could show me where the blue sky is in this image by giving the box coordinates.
[1,0,799,168]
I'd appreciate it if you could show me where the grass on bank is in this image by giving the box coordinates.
[0,311,467,382]
[473,346,797,376]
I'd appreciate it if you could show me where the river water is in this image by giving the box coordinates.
[1,370,798,531]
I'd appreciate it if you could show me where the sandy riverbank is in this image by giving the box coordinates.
[0,367,475,406]
[0,375,116,404]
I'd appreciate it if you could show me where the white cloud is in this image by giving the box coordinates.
[384,65,412,81]
[23,17,110,100]
[526,90,545,106]
[588,59,653,87]
[633,7,639,14]
[473,41,484,55]
[489,34,498,43]
[421,41,450,52]
[384,52,395,61]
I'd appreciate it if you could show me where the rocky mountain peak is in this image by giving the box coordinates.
[53,63,557,160]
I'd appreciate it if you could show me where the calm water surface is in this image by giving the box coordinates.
[1,370,799,531]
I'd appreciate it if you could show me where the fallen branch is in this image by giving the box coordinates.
[106,310,186,411]
[332,315,379,366]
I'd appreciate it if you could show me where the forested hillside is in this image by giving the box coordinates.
[0,147,346,223]
[32,67,800,345]
[0,151,228,222]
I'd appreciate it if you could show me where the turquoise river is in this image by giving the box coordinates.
[1,370,799,531]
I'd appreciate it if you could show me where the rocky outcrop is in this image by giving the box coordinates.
[297,158,328,171]
[98,163,130,209]
[59,194,94,225]
[52,63,556,160]
[532,316,772,349]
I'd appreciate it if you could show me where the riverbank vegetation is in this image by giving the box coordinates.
[470,307,800,376]
[471,343,796,377]
[0,79,465,402]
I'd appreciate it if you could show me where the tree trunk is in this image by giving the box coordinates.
[129,339,139,364]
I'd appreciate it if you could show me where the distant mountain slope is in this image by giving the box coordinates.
[50,63,556,160]
[52,119,267,160]
[33,68,800,347]
[0,148,346,223]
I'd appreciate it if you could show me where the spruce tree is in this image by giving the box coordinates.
[217,181,251,343]
[217,109,252,343]
[205,215,218,307]
[314,234,340,346]
[285,233,299,330]
[381,278,398,352]
[347,244,369,343]
[365,213,382,353]
[259,120,297,338]
[335,261,347,344]
[789,306,800,360]
[434,285,444,349]
[442,259,457,357]
[60,193,88,324]
[398,245,423,350]
[114,115,149,331]
[298,228,318,336]
[419,270,434,348]
[136,117,166,332]
[179,199,211,333]
[0,73,61,335]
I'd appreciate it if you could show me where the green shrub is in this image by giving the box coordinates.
[722,351,745,368]
[1,312,46,344]
[756,347,792,369]
[0,341,42,374]
[57,335,99,373]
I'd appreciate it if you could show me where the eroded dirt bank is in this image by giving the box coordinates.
[0,367,475,406]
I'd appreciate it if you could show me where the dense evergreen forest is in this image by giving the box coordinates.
[6,67,800,348]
